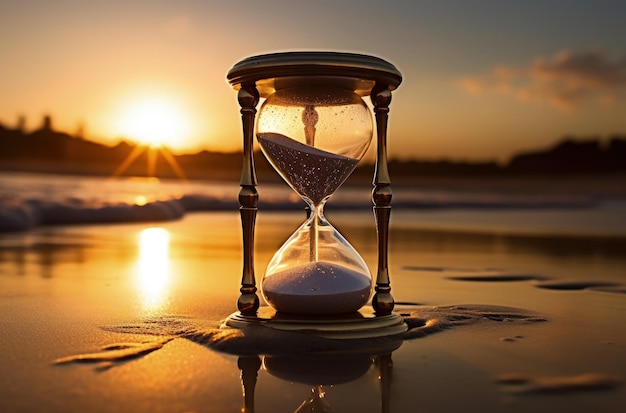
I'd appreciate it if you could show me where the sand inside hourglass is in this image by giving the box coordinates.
[257,132,371,314]
[257,133,359,205]
[262,262,371,315]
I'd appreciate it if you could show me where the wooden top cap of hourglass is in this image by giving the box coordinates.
[227,51,402,98]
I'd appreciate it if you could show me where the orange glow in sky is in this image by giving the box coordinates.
[1,1,625,162]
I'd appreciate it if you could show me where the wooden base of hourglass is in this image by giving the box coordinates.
[223,306,407,339]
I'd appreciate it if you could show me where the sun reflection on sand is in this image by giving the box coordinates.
[136,227,171,311]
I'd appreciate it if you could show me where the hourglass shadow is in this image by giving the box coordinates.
[53,303,546,368]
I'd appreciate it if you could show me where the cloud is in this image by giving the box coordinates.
[458,50,626,111]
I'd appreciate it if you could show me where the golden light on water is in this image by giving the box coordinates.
[136,227,171,311]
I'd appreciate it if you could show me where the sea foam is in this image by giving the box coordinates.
[0,172,614,233]
[0,196,188,232]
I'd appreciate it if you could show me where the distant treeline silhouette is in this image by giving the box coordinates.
[381,135,626,177]
[1,116,625,180]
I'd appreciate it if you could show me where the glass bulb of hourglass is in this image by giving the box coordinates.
[257,86,374,315]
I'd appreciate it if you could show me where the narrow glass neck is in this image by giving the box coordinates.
[304,199,328,222]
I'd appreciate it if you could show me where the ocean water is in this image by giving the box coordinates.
[1,171,625,237]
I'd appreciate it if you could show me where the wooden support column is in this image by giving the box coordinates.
[236,83,260,315]
[371,84,395,315]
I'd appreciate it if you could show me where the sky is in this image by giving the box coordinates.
[1,0,625,162]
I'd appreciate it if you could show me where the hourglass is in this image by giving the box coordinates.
[257,86,373,315]
[225,52,406,337]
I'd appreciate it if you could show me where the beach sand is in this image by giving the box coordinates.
[1,210,625,412]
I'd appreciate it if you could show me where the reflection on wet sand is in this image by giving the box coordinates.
[0,239,86,278]
[239,350,397,413]
[136,228,171,311]
[2,222,624,281]
[386,226,626,261]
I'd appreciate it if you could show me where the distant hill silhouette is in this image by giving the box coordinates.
[1,116,625,180]
[507,137,626,174]
[0,117,246,180]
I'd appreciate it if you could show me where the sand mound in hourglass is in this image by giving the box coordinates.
[257,133,359,206]
[262,262,372,315]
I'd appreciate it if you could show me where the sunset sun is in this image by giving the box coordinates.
[115,97,191,149]
[110,95,190,179]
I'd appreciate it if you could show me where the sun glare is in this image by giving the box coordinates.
[116,97,190,148]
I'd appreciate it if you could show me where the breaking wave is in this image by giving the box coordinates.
[1,172,620,233]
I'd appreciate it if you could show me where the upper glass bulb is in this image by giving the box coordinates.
[256,86,373,206]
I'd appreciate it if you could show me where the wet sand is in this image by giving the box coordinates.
[0,211,625,412]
